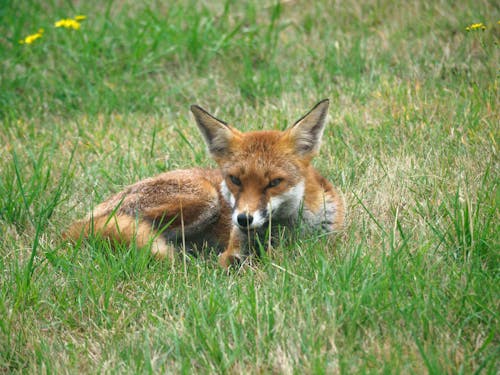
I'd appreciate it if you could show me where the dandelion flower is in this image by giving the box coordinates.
[465,22,486,31]
[55,15,86,30]
[55,18,81,30]
[19,28,44,44]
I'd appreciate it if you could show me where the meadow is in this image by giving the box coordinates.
[1,0,498,373]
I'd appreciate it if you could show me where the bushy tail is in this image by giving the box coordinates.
[61,214,174,260]
[62,216,122,243]
[61,218,94,243]
[61,216,114,243]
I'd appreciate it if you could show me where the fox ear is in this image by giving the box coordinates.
[191,105,235,157]
[288,99,329,156]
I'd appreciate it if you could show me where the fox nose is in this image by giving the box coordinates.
[237,213,253,227]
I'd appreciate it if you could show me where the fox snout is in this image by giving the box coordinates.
[232,209,269,231]
[236,213,253,227]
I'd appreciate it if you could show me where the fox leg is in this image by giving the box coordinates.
[123,216,175,260]
[218,227,243,268]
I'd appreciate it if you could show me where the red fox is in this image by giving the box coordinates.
[64,100,345,267]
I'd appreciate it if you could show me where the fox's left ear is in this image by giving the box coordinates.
[288,99,329,156]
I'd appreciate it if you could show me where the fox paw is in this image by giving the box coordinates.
[218,252,243,268]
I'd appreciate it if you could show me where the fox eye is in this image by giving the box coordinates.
[267,178,283,188]
[229,175,242,186]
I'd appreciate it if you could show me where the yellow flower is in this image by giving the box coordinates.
[54,16,86,30]
[55,18,81,30]
[19,28,44,44]
[465,22,486,31]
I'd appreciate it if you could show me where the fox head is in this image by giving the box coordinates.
[191,100,329,231]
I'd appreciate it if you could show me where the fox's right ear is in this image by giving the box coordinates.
[191,105,236,158]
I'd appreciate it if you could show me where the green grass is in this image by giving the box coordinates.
[1,0,499,373]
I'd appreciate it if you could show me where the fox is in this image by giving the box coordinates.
[63,99,345,268]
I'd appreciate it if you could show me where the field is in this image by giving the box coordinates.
[1,0,499,373]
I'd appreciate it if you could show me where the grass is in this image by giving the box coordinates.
[1,0,499,373]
